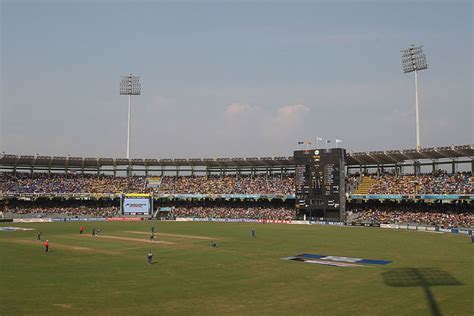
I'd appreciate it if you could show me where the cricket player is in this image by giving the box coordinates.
[210,240,217,248]
[251,229,256,238]
[147,251,153,265]
[92,228,96,236]
[37,232,42,241]
[150,233,155,242]
[44,240,49,252]
[80,225,84,234]
[151,226,155,233]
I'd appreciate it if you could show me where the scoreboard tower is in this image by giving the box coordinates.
[294,148,346,221]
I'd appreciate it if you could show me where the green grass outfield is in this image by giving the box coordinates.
[0,221,472,315]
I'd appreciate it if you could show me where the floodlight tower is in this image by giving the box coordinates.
[401,45,428,150]
[120,74,141,159]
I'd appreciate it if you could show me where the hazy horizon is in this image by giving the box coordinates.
[1,1,472,159]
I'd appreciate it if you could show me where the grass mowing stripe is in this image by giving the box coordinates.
[126,230,217,240]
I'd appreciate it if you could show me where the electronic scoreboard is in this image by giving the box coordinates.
[121,193,152,216]
[294,148,346,221]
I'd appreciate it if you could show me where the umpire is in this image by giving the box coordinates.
[147,251,153,265]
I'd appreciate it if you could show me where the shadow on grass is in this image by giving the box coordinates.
[382,268,462,316]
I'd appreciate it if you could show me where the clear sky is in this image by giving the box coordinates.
[1,0,472,159]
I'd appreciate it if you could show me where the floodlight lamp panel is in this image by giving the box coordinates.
[416,64,428,71]
[120,75,141,95]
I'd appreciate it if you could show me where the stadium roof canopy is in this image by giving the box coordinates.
[0,144,472,170]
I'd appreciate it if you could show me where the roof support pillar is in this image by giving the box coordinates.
[30,156,38,177]
[129,164,133,177]
[48,157,53,176]
[13,157,19,175]
[65,157,69,175]
[414,161,420,176]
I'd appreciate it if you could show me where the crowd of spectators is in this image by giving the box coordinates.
[348,202,473,228]
[156,175,294,195]
[367,171,472,195]
[0,173,294,195]
[1,200,119,217]
[169,206,297,220]
[0,172,146,194]
[2,205,117,217]
[1,171,472,196]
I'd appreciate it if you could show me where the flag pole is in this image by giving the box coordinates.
[316,137,323,149]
